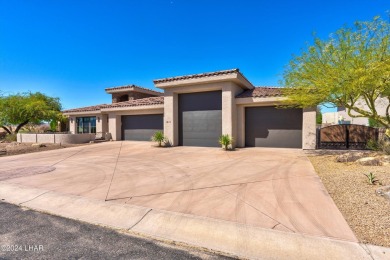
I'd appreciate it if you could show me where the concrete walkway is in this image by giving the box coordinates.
[0,141,388,259]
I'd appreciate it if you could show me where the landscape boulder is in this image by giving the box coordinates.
[376,185,390,201]
[356,157,382,166]
[336,152,371,163]
[31,143,46,148]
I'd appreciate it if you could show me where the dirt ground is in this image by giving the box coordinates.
[308,153,390,247]
[0,142,89,157]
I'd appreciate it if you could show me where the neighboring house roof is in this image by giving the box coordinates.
[236,87,283,98]
[153,68,250,84]
[62,96,164,114]
[105,84,162,96]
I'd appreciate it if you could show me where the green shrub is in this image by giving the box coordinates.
[219,134,233,150]
[366,139,380,151]
[4,134,16,142]
[151,131,167,147]
[368,118,383,127]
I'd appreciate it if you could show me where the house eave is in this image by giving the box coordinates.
[101,104,164,112]
[154,73,254,90]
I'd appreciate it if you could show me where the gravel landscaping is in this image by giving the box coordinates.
[308,153,390,247]
[0,142,88,157]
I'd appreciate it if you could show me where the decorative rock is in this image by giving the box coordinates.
[0,149,6,155]
[31,143,46,148]
[336,152,371,163]
[376,185,390,201]
[356,157,382,166]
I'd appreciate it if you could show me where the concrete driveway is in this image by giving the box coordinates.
[0,141,356,242]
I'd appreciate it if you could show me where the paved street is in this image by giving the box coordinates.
[0,202,231,260]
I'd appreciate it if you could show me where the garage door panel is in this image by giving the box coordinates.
[245,107,302,148]
[254,129,302,148]
[123,129,160,141]
[122,114,163,141]
[182,111,222,147]
[179,91,222,147]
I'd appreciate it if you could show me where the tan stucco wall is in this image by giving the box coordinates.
[302,108,317,149]
[17,133,95,144]
[222,82,243,147]
[163,90,178,146]
[108,113,121,141]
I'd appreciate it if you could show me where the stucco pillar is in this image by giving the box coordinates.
[108,113,121,141]
[96,115,103,133]
[236,105,245,147]
[69,116,76,134]
[101,114,108,133]
[222,83,243,148]
[302,107,317,149]
[163,91,178,146]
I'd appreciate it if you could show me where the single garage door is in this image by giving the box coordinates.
[245,106,303,148]
[179,91,222,147]
[121,114,163,141]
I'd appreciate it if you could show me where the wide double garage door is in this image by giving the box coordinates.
[121,114,163,141]
[179,91,222,147]
[245,106,303,148]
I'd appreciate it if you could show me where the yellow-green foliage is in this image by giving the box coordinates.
[283,16,390,128]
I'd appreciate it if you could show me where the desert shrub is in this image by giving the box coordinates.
[363,172,380,185]
[219,134,233,150]
[366,139,380,151]
[4,134,16,142]
[151,131,167,147]
[381,141,390,155]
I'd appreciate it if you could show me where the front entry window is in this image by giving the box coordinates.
[76,117,96,134]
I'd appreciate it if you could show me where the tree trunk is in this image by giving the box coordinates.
[1,125,12,135]
[14,120,29,134]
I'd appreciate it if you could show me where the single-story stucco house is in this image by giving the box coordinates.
[62,69,316,149]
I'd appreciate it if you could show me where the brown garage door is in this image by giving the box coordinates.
[245,106,303,148]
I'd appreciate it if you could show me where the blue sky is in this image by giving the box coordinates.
[0,1,388,111]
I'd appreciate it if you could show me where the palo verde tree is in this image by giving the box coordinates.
[0,92,63,135]
[282,16,390,128]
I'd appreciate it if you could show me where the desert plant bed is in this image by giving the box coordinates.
[308,153,390,247]
[0,142,88,157]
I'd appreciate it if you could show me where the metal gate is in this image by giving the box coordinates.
[318,124,379,149]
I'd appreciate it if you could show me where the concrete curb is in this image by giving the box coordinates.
[0,182,388,260]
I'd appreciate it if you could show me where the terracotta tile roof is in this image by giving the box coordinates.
[236,87,283,98]
[62,104,109,114]
[153,68,241,84]
[102,96,164,109]
[105,84,162,95]
[62,96,164,114]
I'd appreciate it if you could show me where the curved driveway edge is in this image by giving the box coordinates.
[0,182,388,260]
